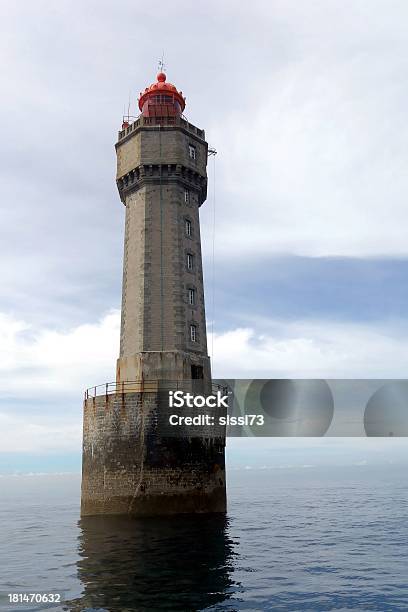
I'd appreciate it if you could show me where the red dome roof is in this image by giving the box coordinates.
[138,72,186,113]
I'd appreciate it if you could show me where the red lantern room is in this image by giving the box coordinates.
[138,72,186,118]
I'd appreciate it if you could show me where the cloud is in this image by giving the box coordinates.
[1,309,408,454]
[210,320,408,378]
[0,310,119,399]
[2,310,407,403]
[0,310,119,453]
[0,412,81,454]
[226,436,408,468]
[2,0,408,334]
[208,46,408,258]
[1,1,408,463]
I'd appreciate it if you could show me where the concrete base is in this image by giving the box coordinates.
[81,391,226,517]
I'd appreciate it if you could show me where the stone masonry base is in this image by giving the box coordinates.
[81,391,226,516]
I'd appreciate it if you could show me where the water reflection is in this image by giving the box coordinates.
[65,514,239,612]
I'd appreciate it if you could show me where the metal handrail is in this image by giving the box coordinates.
[118,115,204,141]
[84,380,223,400]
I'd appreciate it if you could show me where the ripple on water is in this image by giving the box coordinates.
[0,470,407,611]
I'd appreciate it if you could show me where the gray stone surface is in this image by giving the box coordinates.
[81,393,226,516]
[81,114,226,516]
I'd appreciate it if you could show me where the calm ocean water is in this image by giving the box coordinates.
[0,466,407,611]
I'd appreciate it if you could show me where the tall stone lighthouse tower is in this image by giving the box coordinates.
[80,71,226,516]
[116,71,210,386]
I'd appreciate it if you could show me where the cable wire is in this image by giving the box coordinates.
[210,153,216,368]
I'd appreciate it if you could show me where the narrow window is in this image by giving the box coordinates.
[188,288,196,305]
[187,253,194,270]
[190,324,197,342]
[191,364,203,379]
[189,145,196,160]
[185,218,192,237]
[184,190,190,203]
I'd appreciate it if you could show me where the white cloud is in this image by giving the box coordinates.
[210,320,408,378]
[0,412,81,454]
[1,310,408,453]
[2,0,408,289]
[208,53,408,258]
[0,310,119,398]
[1,2,408,462]
[0,311,120,453]
[2,310,407,405]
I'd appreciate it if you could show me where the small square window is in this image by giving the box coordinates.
[187,253,194,270]
[188,288,196,305]
[190,324,197,342]
[189,145,196,160]
[185,219,192,237]
[184,190,190,203]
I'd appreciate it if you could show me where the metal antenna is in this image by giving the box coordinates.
[158,51,166,73]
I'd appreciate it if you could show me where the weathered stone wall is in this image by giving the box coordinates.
[80,118,225,517]
[116,124,208,180]
[119,180,207,357]
[116,351,211,387]
[116,122,210,383]
[81,392,226,516]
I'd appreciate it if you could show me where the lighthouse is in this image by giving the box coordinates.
[116,71,211,385]
[80,71,226,516]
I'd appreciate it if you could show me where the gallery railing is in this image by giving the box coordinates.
[118,115,205,141]
[84,380,224,400]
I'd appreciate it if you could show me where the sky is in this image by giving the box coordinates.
[1,0,408,472]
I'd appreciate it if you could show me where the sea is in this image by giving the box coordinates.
[0,465,407,612]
